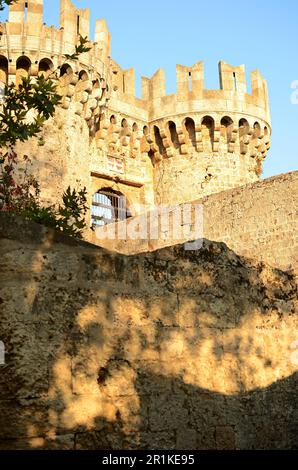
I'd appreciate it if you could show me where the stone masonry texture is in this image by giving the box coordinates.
[0,0,272,236]
[91,171,298,273]
[0,0,296,452]
[0,213,297,450]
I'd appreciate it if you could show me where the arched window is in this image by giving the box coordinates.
[16,56,31,86]
[79,70,89,81]
[91,189,131,227]
[130,123,138,156]
[92,78,104,101]
[60,63,73,78]
[238,118,250,154]
[201,116,215,152]
[154,125,165,155]
[168,121,180,150]
[220,116,233,144]
[121,118,128,128]
[38,58,54,78]
[140,126,150,155]
[253,122,261,139]
[239,118,249,131]
[184,117,196,148]
[121,118,130,138]
[239,118,250,139]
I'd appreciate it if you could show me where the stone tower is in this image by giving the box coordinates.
[0,0,271,230]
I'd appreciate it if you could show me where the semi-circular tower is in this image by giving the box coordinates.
[0,0,271,231]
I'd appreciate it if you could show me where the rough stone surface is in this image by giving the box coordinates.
[0,0,271,234]
[91,171,298,273]
[0,215,297,450]
[0,0,296,453]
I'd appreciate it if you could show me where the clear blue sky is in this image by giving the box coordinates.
[2,0,298,178]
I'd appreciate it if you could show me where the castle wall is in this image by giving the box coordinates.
[0,2,156,227]
[108,60,271,206]
[13,104,155,229]
[90,171,298,273]
[0,0,272,222]
[0,0,296,453]
[5,0,110,66]
[13,107,91,206]
[0,214,297,449]
[151,129,260,205]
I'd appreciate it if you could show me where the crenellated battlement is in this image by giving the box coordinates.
[108,60,271,150]
[107,58,271,181]
[0,0,273,219]
[0,0,114,129]
[0,1,271,131]
[0,0,111,78]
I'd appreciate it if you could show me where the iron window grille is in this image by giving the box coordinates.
[91,190,131,227]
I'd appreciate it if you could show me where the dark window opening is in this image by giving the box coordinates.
[24,2,28,21]
[154,125,166,155]
[16,56,31,78]
[168,121,180,149]
[60,63,72,77]
[188,71,192,92]
[233,72,237,91]
[201,116,215,150]
[220,116,234,143]
[38,58,53,77]
[184,117,196,148]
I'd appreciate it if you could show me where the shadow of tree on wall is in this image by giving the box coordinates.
[74,370,298,450]
[0,213,297,449]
